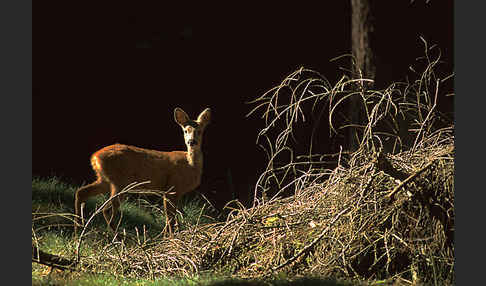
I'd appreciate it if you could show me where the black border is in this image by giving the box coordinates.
[455,1,484,285]
[2,0,32,284]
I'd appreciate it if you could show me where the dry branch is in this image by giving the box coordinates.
[272,206,351,271]
[32,244,76,271]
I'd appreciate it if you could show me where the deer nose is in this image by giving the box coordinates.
[188,139,197,146]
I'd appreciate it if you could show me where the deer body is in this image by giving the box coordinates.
[74,107,211,234]
[91,145,203,195]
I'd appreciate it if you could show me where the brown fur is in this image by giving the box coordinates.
[74,107,211,235]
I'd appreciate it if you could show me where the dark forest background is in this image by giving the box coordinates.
[33,1,453,208]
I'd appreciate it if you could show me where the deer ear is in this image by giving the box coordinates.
[197,108,211,125]
[174,107,190,127]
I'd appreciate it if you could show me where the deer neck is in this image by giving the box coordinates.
[186,146,203,170]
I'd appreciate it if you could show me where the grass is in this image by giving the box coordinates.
[32,176,214,236]
[33,273,358,286]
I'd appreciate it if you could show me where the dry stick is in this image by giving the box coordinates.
[272,206,351,271]
[32,244,77,271]
[376,152,409,181]
[385,161,434,200]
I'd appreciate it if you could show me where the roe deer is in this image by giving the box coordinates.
[74,107,211,235]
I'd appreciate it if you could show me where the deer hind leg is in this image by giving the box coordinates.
[163,194,179,236]
[74,180,110,233]
[102,183,122,231]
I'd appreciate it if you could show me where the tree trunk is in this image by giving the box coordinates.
[349,0,376,151]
